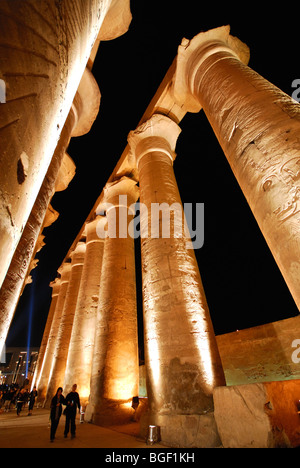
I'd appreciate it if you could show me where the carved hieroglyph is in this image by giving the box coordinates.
[36,262,72,404]
[128,115,225,421]
[0,0,110,289]
[172,25,300,310]
[63,217,106,402]
[45,242,86,406]
[85,177,139,425]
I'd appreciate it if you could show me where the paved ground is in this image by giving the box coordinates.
[0,407,167,449]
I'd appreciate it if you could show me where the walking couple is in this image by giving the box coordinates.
[50,384,81,442]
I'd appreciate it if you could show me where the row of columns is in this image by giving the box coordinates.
[0,0,114,290]
[0,67,100,359]
[0,0,133,358]
[33,25,300,447]
[34,179,141,418]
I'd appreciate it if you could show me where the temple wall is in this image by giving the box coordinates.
[216,316,300,386]
[139,316,300,396]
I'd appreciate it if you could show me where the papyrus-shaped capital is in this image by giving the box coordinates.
[128,114,182,167]
[172,25,250,113]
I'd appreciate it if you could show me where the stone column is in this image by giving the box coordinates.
[128,114,225,447]
[63,216,106,405]
[36,262,71,404]
[85,177,139,425]
[172,25,300,310]
[0,0,112,289]
[0,65,101,355]
[45,242,86,406]
[31,277,61,391]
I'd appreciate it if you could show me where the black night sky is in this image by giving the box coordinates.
[6,2,300,349]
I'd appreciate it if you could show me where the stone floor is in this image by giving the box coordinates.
[0,407,167,449]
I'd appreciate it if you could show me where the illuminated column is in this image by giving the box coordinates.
[0,115,75,357]
[0,0,113,289]
[172,25,300,309]
[0,65,101,356]
[63,216,106,404]
[31,277,61,391]
[36,262,71,404]
[128,114,225,444]
[45,242,86,405]
[86,177,139,425]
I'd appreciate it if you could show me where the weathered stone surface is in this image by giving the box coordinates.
[216,316,300,385]
[128,115,225,422]
[63,217,105,403]
[45,242,86,405]
[173,25,300,309]
[140,411,221,448]
[214,380,300,448]
[86,177,139,425]
[0,0,112,289]
[36,262,72,404]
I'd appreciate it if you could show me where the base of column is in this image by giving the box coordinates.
[85,397,141,426]
[140,410,221,448]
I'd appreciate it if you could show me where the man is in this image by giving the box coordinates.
[16,387,28,416]
[64,384,81,439]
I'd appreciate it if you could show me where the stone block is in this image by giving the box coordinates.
[213,380,300,448]
[140,410,221,448]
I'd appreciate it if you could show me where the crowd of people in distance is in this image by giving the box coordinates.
[0,383,37,416]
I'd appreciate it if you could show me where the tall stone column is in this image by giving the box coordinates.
[172,25,300,310]
[128,114,225,447]
[64,217,106,405]
[0,65,101,362]
[36,261,71,404]
[31,277,61,391]
[0,0,113,289]
[85,177,139,425]
[45,242,86,406]
[0,112,75,357]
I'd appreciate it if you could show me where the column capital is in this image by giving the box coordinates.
[99,0,132,41]
[97,176,139,215]
[55,153,76,192]
[172,25,250,113]
[70,241,86,266]
[85,215,107,244]
[127,114,181,167]
[57,262,72,283]
[71,67,101,137]
[49,277,61,296]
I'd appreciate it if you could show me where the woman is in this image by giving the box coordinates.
[50,387,65,442]
[27,386,37,416]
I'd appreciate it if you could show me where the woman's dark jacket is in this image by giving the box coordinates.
[50,394,65,420]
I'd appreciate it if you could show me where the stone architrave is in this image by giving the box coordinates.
[45,242,86,406]
[36,262,72,404]
[85,177,140,426]
[31,278,61,391]
[172,25,300,310]
[63,217,106,404]
[127,114,225,447]
[0,0,113,290]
